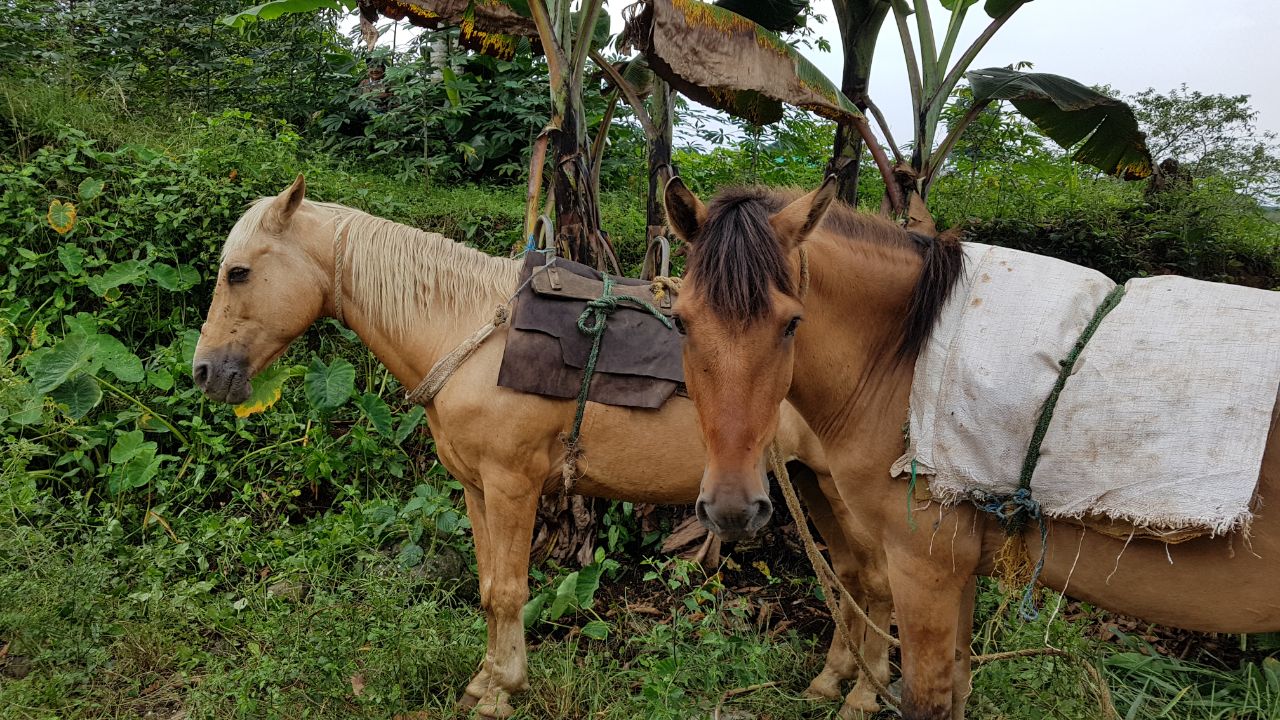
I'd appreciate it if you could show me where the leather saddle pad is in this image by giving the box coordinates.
[497,253,685,409]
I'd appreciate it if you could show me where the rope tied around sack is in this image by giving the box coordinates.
[560,275,673,491]
[991,283,1128,620]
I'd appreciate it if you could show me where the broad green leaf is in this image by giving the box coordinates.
[150,262,183,289]
[50,373,102,419]
[77,177,105,201]
[715,0,808,32]
[356,392,394,436]
[90,334,144,383]
[24,334,95,393]
[831,0,892,103]
[983,0,1030,18]
[304,357,355,412]
[110,429,149,464]
[113,449,166,494]
[939,0,978,9]
[87,260,148,297]
[440,66,461,109]
[10,387,45,426]
[397,542,424,568]
[522,593,547,629]
[150,263,186,291]
[221,0,350,28]
[581,620,609,640]
[548,571,580,621]
[394,405,426,444]
[575,562,605,608]
[234,364,298,418]
[967,67,1153,179]
[626,0,861,125]
[0,331,10,362]
[435,508,463,534]
[57,245,85,276]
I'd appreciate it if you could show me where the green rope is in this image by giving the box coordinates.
[982,283,1126,620]
[1012,284,1127,524]
[906,458,919,531]
[565,275,674,456]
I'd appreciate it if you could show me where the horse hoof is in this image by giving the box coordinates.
[837,692,881,719]
[803,677,844,701]
[475,698,516,719]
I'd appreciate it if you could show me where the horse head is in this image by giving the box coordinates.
[666,176,838,541]
[193,175,331,403]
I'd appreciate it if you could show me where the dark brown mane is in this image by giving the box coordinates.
[687,186,965,360]
[685,187,795,323]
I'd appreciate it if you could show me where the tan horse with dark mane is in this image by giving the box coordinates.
[192,176,893,718]
[664,176,1280,720]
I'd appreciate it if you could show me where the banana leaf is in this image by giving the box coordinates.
[967,67,1153,180]
[625,0,861,126]
[713,0,809,33]
[358,0,537,59]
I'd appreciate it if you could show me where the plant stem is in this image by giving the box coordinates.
[95,375,189,446]
[865,95,904,164]
[930,5,1020,111]
[590,50,657,139]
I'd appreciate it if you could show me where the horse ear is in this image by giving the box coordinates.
[266,174,306,232]
[770,174,838,248]
[663,176,706,243]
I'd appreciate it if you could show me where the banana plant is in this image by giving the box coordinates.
[832,0,1153,211]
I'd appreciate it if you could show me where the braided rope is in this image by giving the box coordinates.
[405,305,510,404]
[561,276,672,491]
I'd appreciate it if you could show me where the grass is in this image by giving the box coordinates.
[2,71,1278,720]
[4,493,1278,719]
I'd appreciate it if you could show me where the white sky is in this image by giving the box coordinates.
[361,1,1280,147]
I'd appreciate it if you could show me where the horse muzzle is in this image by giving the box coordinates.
[695,471,773,542]
[192,349,252,404]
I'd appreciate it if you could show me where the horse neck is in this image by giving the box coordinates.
[788,232,921,476]
[320,205,522,393]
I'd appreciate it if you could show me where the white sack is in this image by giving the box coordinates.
[891,243,1280,536]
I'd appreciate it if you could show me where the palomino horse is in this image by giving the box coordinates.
[664,177,1280,720]
[191,176,892,718]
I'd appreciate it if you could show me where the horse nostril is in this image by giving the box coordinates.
[752,497,774,526]
[192,361,210,387]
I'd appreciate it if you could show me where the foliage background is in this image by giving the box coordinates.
[2,1,1278,718]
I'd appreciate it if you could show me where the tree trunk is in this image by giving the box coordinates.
[646,79,674,242]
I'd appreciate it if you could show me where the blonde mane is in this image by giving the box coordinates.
[226,197,520,338]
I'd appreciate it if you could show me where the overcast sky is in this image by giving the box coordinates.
[365,2,1279,148]
[602,0,1280,149]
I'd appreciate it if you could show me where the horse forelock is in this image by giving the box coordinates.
[686,187,795,324]
[686,185,965,360]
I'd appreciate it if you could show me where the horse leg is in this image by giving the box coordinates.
[794,466,893,718]
[841,582,893,719]
[460,486,496,709]
[469,465,540,719]
[950,576,976,720]
[793,466,860,702]
[887,551,967,720]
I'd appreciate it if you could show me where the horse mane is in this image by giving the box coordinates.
[225,197,519,338]
[686,186,964,360]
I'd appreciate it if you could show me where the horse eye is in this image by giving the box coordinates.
[784,317,801,337]
[227,266,250,284]
[673,315,687,335]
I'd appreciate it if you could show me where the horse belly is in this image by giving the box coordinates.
[572,397,707,505]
